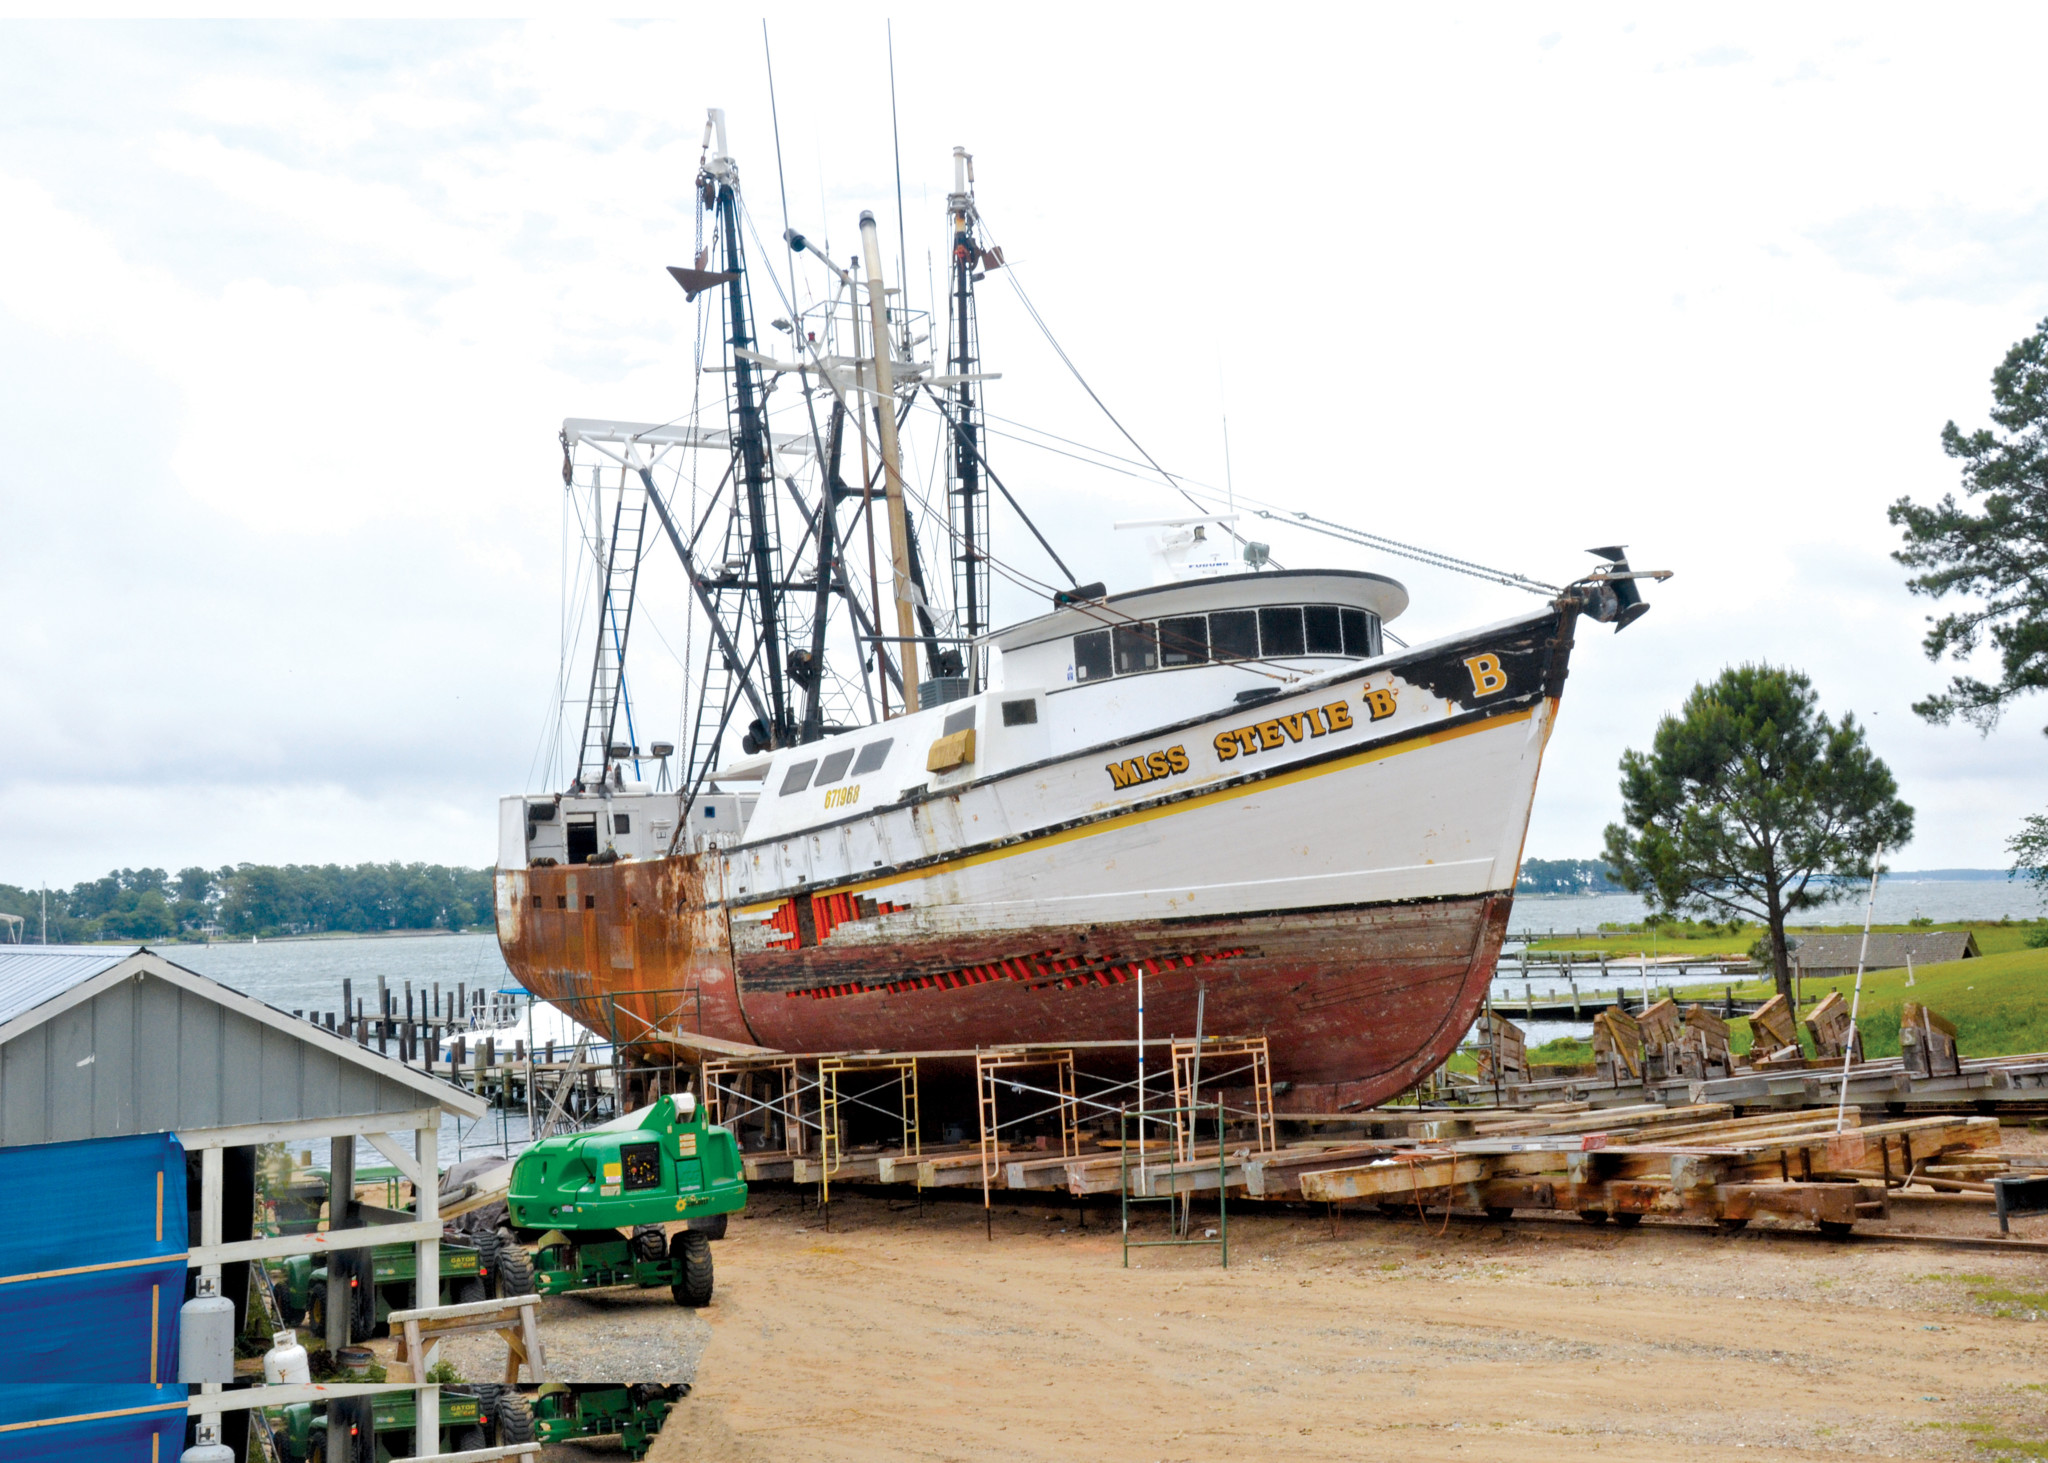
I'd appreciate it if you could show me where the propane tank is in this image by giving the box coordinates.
[181,1419,234,1463]
[177,1283,235,1383]
[263,1328,310,1384]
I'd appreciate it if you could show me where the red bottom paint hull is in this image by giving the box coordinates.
[496,856,1510,1107]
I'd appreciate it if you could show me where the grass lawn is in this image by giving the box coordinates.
[1706,944,2048,1060]
[1522,918,2046,959]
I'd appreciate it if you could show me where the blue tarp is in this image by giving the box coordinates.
[0,1133,188,1382]
[0,1384,188,1460]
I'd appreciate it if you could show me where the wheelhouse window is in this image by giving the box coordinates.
[1258,606,1305,658]
[1001,698,1038,725]
[1303,604,1344,656]
[1074,629,1113,681]
[1340,606,1380,657]
[780,759,818,796]
[1113,621,1159,674]
[1067,602,1383,680]
[1159,615,1208,665]
[1208,610,1259,661]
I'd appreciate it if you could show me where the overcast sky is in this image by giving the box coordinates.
[4,10,2047,887]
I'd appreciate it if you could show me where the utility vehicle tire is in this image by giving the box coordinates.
[1577,1210,1611,1226]
[454,1427,488,1453]
[453,1385,501,1440]
[632,1223,668,1263]
[686,1211,729,1241]
[472,1230,501,1296]
[495,1234,537,1297]
[670,1230,713,1308]
[496,1392,535,1444]
[455,1276,487,1306]
[307,1279,327,1333]
[1612,1212,1644,1228]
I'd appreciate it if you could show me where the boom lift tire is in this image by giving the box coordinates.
[631,1223,668,1263]
[670,1230,713,1308]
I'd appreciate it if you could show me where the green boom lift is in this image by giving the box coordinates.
[505,1091,745,1305]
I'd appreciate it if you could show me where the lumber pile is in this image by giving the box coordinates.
[1295,1105,2006,1235]
[1593,1005,1643,1083]
[1804,990,1864,1063]
[1475,1010,1527,1087]
[1747,994,1803,1064]
[1901,1002,1961,1080]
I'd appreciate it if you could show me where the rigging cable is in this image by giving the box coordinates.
[987,248,1277,567]
[971,409,1561,599]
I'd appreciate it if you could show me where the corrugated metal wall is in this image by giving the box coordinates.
[0,971,430,1146]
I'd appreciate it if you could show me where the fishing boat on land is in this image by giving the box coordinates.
[493,111,1659,1109]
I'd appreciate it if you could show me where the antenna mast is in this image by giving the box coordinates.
[945,148,994,685]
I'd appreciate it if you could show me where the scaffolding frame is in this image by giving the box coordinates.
[975,1047,1080,1232]
[703,1055,811,1156]
[1168,1035,1276,1159]
[817,1055,920,1206]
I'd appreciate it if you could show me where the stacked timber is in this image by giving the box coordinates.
[1294,1105,2006,1234]
[1901,1003,1962,1080]
[1804,990,1864,1063]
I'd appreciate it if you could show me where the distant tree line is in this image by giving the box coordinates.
[0,863,495,943]
[1516,858,1623,895]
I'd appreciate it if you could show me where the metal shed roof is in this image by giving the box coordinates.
[0,946,487,1148]
[1792,931,1982,973]
[0,946,133,1025]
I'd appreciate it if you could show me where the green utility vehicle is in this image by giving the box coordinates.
[270,1385,530,1462]
[506,1092,745,1306]
[529,1383,685,1458]
[276,1237,489,1339]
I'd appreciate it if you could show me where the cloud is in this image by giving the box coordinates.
[1814,201,2048,306]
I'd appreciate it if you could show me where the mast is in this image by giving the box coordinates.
[945,147,992,686]
[859,209,921,714]
[706,111,793,753]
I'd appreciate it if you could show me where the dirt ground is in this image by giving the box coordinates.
[644,1181,2048,1463]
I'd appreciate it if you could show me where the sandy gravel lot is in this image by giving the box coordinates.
[647,1185,2048,1463]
